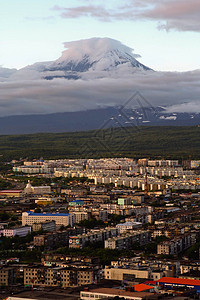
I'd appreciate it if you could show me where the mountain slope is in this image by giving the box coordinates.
[0,107,199,135]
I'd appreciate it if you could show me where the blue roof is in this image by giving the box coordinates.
[27,211,70,216]
[69,200,84,202]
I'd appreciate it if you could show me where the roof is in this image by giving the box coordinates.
[83,288,152,298]
[32,186,51,188]
[158,277,200,286]
[0,190,22,193]
[133,284,154,292]
[117,222,141,227]
[26,211,70,217]
[3,226,31,230]
[69,200,84,202]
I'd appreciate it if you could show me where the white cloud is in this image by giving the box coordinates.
[0,70,200,116]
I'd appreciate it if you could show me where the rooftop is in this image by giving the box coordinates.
[83,288,152,298]
[0,190,22,193]
[26,211,70,217]
[133,284,154,292]
[158,277,200,286]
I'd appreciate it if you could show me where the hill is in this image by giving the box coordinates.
[0,126,199,161]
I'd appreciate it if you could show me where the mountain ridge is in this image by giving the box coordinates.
[0,107,199,135]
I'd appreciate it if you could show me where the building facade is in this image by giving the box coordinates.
[22,211,73,227]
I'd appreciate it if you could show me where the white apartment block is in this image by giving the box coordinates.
[22,211,73,227]
[72,212,89,224]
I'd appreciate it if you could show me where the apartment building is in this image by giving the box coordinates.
[72,212,88,224]
[69,228,119,249]
[0,226,31,237]
[91,209,108,222]
[33,230,69,249]
[22,211,73,227]
[13,166,52,174]
[116,222,142,233]
[105,231,151,250]
[157,234,193,255]
[24,265,100,287]
[0,267,15,286]
[41,254,100,267]
[32,220,56,232]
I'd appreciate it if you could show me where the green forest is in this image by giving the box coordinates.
[0,126,199,160]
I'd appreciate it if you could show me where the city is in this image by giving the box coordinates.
[0,157,200,299]
[1,0,200,299]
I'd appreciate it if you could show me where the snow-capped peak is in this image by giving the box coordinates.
[8,37,152,81]
[57,37,141,63]
[44,37,152,79]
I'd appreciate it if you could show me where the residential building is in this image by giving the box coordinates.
[0,267,16,286]
[24,265,100,287]
[105,231,151,250]
[69,228,119,249]
[32,220,56,232]
[22,211,73,227]
[33,231,69,249]
[157,234,193,255]
[72,212,88,224]
[116,222,142,233]
[0,226,31,237]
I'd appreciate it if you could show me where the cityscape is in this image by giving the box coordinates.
[0,157,200,299]
[1,0,200,299]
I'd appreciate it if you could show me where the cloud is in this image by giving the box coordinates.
[60,37,141,62]
[53,5,113,22]
[143,0,200,32]
[0,36,199,117]
[0,70,200,116]
[53,1,200,32]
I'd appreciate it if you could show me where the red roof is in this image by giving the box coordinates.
[133,284,154,292]
[158,277,200,286]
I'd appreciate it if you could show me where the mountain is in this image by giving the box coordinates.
[0,106,199,135]
[0,37,199,132]
[9,38,152,81]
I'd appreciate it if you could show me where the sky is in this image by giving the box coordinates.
[1,0,200,72]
